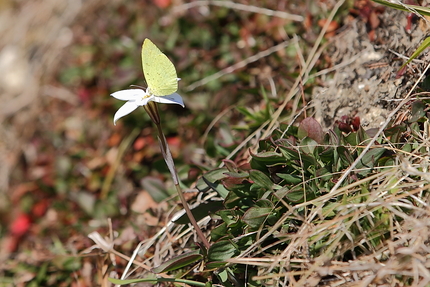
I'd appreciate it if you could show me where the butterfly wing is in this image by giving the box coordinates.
[141,39,178,96]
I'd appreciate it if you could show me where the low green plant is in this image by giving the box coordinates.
[192,101,430,285]
[108,94,430,286]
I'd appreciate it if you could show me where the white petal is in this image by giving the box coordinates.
[136,96,151,106]
[111,89,146,101]
[113,101,139,125]
[152,93,185,107]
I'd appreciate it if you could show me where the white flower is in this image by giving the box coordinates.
[111,88,184,125]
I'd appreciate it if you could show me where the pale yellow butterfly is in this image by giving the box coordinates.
[141,38,178,96]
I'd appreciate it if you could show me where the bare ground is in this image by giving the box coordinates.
[314,6,429,130]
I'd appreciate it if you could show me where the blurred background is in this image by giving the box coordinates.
[0,0,344,285]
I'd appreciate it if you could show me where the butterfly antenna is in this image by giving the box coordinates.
[129,84,146,90]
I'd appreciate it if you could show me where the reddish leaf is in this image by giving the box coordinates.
[3,235,19,253]
[336,121,351,133]
[298,117,324,144]
[222,159,238,172]
[304,13,313,31]
[352,117,361,131]
[335,115,361,133]
[77,87,92,105]
[133,137,146,150]
[10,213,31,237]
[187,167,201,181]
[222,172,249,190]
[167,136,180,147]
[406,13,414,33]
[318,19,339,38]
[108,133,122,147]
[369,10,381,30]
[32,200,49,217]
[152,0,171,8]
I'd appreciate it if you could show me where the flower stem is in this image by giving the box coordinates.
[154,122,210,250]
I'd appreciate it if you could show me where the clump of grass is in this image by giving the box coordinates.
[102,84,430,286]
[197,99,430,286]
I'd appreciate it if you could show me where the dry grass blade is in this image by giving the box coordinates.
[259,0,346,143]
[171,0,304,22]
[186,39,296,92]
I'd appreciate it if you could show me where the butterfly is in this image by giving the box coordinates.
[141,38,178,96]
[111,39,183,125]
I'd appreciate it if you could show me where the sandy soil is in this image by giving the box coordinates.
[314,6,429,130]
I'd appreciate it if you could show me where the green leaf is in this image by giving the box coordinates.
[236,106,256,119]
[372,0,430,17]
[108,277,206,286]
[141,176,170,202]
[278,146,300,160]
[211,222,228,241]
[255,199,274,208]
[208,240,239,262]
[36,262,48,282]
[249,169,273,190]
[336,146,354,168]
[356,148,386,176]
[224,190,245,208]
[278,145,317,168]
[205,261,228,270]
[300,137,318,155]
[224,171,249,178]
[151,250,202,273]
[315,167,332,182]
[276,173,302,184]
[410,100,426,122]
[356,126,370,143]
[242,206,272,229]
[199,168,230,198]
[285,186,305,203]
[200,168,229,184]
[274,186,290,198]
[217,269,229,283]
[384,124,406,143]
[319,147,335,164]
[251,151,285,164]
[421,74,430,91]
[402,143,412,153]
[345,131,359,146]
[399,37,430,73]
[217,209,239,226]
